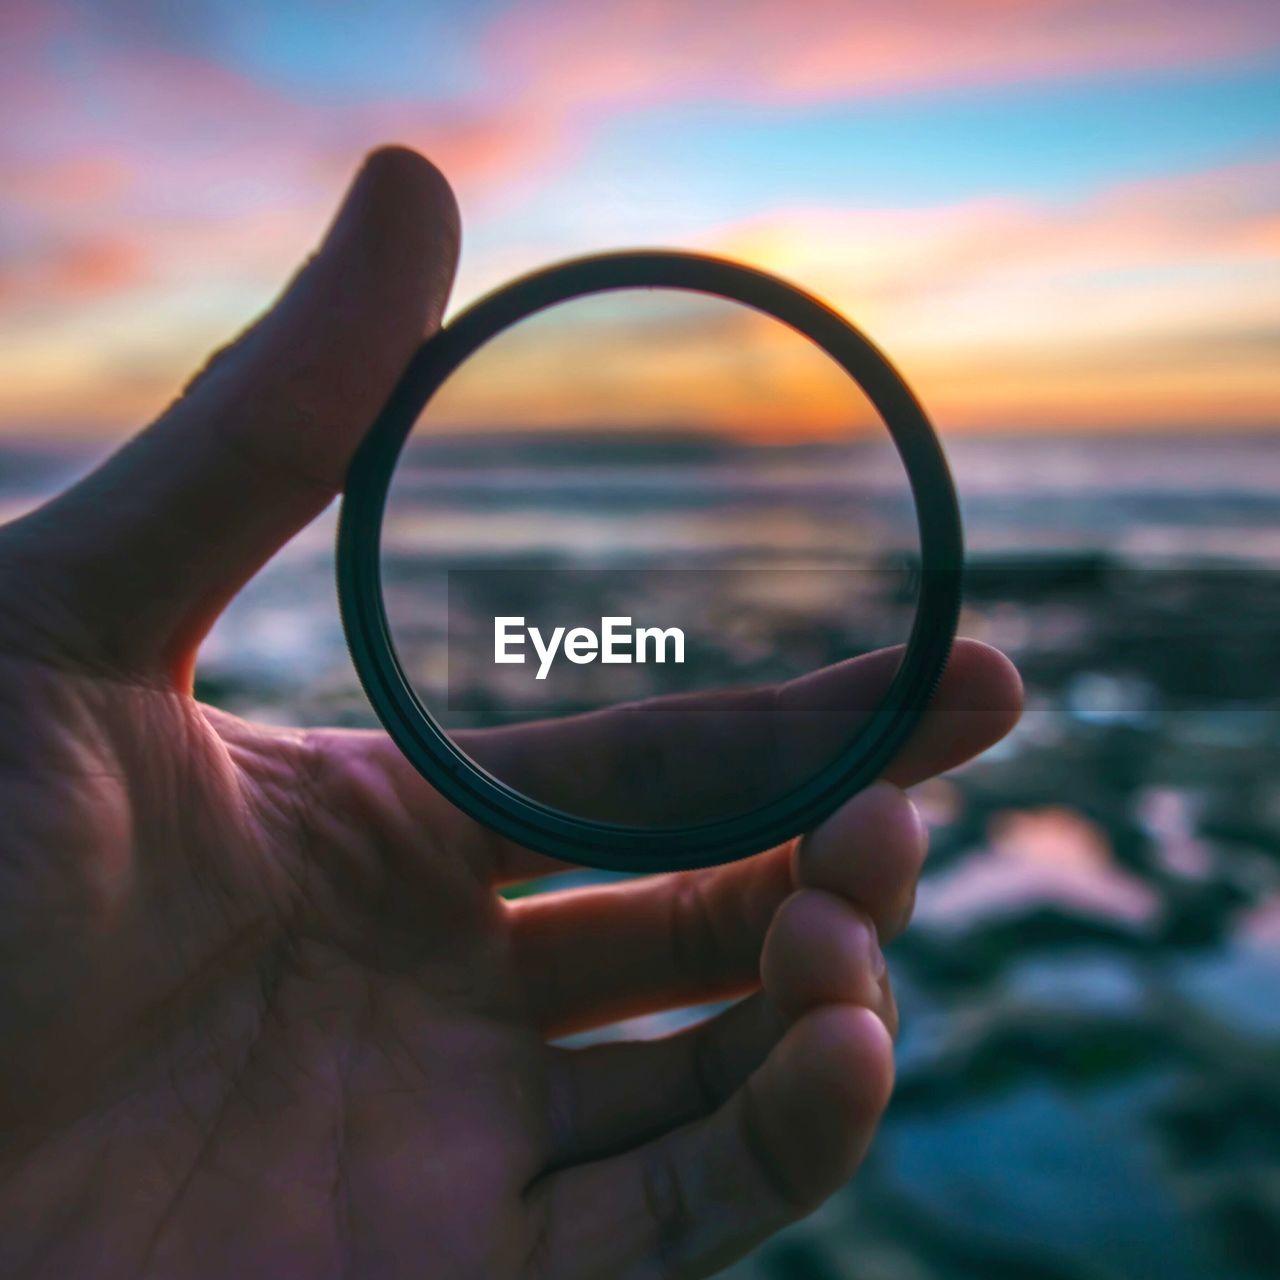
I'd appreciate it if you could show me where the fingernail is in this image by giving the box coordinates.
[892,883,919,938]
[866,917,886,981]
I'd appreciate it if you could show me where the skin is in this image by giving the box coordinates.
[0,148,1022,1280]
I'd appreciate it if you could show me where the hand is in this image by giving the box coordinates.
[0,148,1021,1279]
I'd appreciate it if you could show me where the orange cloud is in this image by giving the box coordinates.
[412,158,1280,439]
[688,158,1280,430]
[46,234,147,295]
[3,157,1276,438]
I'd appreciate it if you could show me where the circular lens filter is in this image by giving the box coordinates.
[338,251,962,871]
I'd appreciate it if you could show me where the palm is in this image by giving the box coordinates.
[2,655,547,1273]
[0,148,1020,1279]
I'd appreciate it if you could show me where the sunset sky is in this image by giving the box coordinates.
[1,0,1278,439]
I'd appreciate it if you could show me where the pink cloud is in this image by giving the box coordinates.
[7,0,1275,266]
[703,157,1280,310]
[485,0,1280,107]
[45,234,147,295]
[5,155,134,206]
[0,229,149,307]
[1,0,1277,436]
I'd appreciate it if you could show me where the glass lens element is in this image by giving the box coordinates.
[379,288,920,826]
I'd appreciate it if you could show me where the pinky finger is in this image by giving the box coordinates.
[527,1004,893,1280]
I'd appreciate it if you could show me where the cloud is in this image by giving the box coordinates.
[0,0,1276,435]
[485,0,1280,108]
[0,232,148,305]
[706,157,1280,308]
[297,157,1280,439]
[697,158,1280,429]
[2,155,1275,437]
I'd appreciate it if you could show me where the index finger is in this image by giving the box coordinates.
[460,637,1021,827]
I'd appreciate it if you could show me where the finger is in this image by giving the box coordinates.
[794,779,927,943]
[881,637,1022,788]
[13,146,459,686]
[463,647,903,828]
[435,636,1017,888]
[531,1005,893,1280]
[517,846,792,1038]
[514,776,924,1036]
[318,637,1018,891]
[547,885,894,1166]
[547,993,781,1166]
[760,889,894,1034]
[463,637,1022,831]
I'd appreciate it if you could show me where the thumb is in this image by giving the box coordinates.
[9,146,459,687]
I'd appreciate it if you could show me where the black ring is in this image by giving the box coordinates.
[337,250,962,872]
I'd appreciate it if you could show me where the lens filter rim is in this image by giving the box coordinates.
[337,250,962,871]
